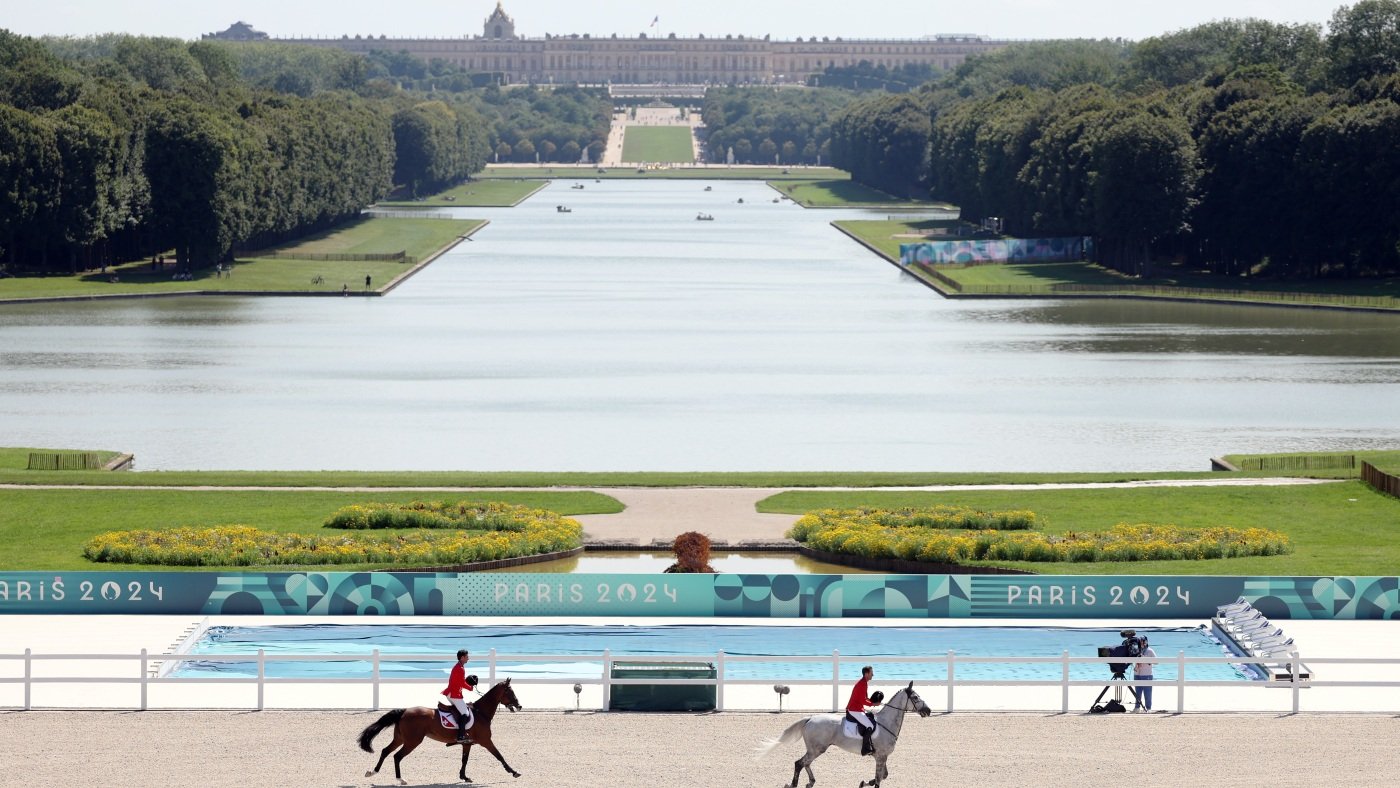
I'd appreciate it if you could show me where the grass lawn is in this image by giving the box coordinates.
[477,165,850,180]
[0,447,120,471]
[377,179,547,207]
[620,126,695,163]
[834,219,976,260]
[941,261,1129,287]
[0,489,622,571]
[773,180,953,209]
[757,481,1400,576]
[0,468,1252,488]
[0,218,482,301]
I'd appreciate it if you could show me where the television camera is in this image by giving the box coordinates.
[1089,630,1146,713]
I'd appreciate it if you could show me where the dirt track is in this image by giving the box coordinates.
[0,710,1394,787]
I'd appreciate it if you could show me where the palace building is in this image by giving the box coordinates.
[205,2,1011,85]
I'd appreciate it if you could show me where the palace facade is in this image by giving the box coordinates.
[205,3,1011,85]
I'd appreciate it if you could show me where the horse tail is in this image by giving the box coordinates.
[755,716,810,758]
[358,709,405,752]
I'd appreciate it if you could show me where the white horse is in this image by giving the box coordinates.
[758,682,932,788]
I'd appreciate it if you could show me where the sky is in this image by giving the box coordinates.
[3,1,1354,42]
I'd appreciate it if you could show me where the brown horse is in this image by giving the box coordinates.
[358,678,523,785]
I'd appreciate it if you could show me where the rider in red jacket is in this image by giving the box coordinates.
[845,665,882,756]
[443,649,476,743]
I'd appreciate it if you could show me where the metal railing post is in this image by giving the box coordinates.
[140,648,148,711]
[256,648,265,711]
[1291,651,1300,713]
[946,650,955,713]
[602,648,611,711]
[488,648,497,685]
[717,651,725,712]
[371,649,380,711]
[1061,650,1069,713]
[23,648,31,711]
[831,650,840,712]
[1176,651,1185,714]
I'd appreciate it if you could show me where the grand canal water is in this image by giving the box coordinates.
[1,179,1397,471]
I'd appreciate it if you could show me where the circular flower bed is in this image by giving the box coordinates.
[83,501,583,567]
[788,507,1291,564]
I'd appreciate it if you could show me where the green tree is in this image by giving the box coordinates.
[1326,0,1400,87]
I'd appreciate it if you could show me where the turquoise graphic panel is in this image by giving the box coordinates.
[900,237,1092,266]
[1,573,1397,619]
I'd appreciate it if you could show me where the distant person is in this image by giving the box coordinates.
[342,283,349,296]
[365,274,372,291]
[1134,637,1157,712]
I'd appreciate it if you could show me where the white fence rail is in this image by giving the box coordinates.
[4,648,1399,713]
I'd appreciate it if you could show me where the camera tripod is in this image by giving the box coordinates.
[1089,670,1140,713]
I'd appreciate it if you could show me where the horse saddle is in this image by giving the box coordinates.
[842,712,875,740]
[436,703,474,731]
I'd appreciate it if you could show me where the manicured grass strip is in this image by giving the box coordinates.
[477,166,849,180]
[832,219,969,261]
[620,126,696,163]
[378,179,547,207]
[0,447,119,471]
[0,489,620,571]
[758,481,1399,576]
[773,180,952,209]
[0,469,1244,488]
[0,218,482,301]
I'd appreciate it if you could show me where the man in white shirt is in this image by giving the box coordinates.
[1133,639,1157,712]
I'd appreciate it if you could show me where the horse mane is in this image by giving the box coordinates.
[471,680,512,725]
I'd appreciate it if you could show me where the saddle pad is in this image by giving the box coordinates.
[842,719,865,740]
[437,709,473,730]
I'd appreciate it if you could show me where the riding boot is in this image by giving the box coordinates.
[454,710,467,742]
[861,730,874,756]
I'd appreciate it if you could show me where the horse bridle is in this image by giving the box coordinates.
[872,688,919,743]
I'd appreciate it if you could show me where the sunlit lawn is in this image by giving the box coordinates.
[378,179,547,207]
[774,180,951,208]
[759,482,1400,576]
[0,489,622,571]
[0,218,482,299]
[620,126,695,162]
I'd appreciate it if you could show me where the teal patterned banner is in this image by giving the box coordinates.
[0,573,1396,619]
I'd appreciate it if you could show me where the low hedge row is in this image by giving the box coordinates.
[83,515,583,567]
[324,500,570,531]
[788,506,1040,540]
[788,508,1291,564]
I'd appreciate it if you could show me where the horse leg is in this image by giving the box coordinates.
[801,743,825,788]
[459,743,473,783]
[476,735,521,779]
[392,732,424,786]
[368,729,403,777]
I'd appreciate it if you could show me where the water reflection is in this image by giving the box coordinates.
[1,180,1398,470]
[482,552,875,574]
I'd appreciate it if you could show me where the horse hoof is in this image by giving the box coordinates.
[512,772,522,778]
[365,771,374,778]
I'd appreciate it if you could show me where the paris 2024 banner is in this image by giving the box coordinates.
[1,572,1397,619]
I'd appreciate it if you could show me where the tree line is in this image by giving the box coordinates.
[829,0,1400,279]
[0,31,493,272]
[701,87,854,165]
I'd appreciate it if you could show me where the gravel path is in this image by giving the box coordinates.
[1,710,1394,787]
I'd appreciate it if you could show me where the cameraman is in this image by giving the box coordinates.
[1133,636,1157,713]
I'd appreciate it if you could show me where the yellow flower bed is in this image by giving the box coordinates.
[788,508,1291,564]
[324,500,567,531]
[84,512,583,567]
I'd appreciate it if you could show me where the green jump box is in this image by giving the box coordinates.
[608,661,717,711]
